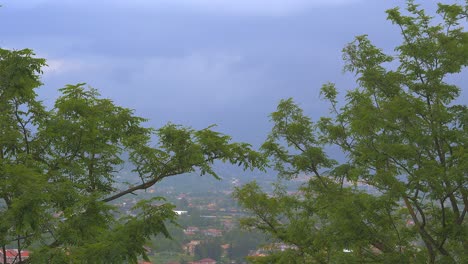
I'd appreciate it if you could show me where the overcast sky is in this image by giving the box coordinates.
[1,0,466,146]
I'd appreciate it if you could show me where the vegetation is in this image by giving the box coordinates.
[1,1,467,263]
[194,238,223,261]
[235,1,467,263]
[0,48,264,263]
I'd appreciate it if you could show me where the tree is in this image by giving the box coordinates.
[235,1,467,263]
[225,228,268,262]
[194,239,222,261]
[0,48,265,263]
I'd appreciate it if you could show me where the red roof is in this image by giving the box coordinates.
[1,249,30,258]
[189,258,216,264]
[198,258,216,263]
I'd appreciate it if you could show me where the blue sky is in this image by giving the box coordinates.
[1,0,465,146]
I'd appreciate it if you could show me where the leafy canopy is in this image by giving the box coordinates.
[235,1,467,263]
[0,48,265,263]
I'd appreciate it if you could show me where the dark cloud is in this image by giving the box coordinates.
[1,0,465,146]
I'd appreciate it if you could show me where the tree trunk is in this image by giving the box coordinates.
[2,245,7,264]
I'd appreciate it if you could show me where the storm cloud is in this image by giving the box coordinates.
[1,0,465,145]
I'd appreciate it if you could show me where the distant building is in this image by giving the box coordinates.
[189,258,216,264]
[184,226,200,235]
[249,243,298,257]
[177,193,187,199]
[143,245,153,256]
[406,218,415,227]
[221,244,230,257]
[0,249,30,264]
[184,240,201,256]
[202,229,222,237]
[221,219,235,230]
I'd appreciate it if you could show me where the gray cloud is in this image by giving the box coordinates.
[2,0,466,146]
[7,0,362,16]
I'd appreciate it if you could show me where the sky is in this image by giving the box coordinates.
[1,0,466,147]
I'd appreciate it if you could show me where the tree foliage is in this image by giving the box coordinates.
[235,1,467,263]
[194,239,223,261]
[0,48,264,263]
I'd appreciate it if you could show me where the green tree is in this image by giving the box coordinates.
[0,48,265,263]
[235,1,467,263]
[151,222,185,254]
[225,228,268,262]
[194,239,222,261]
